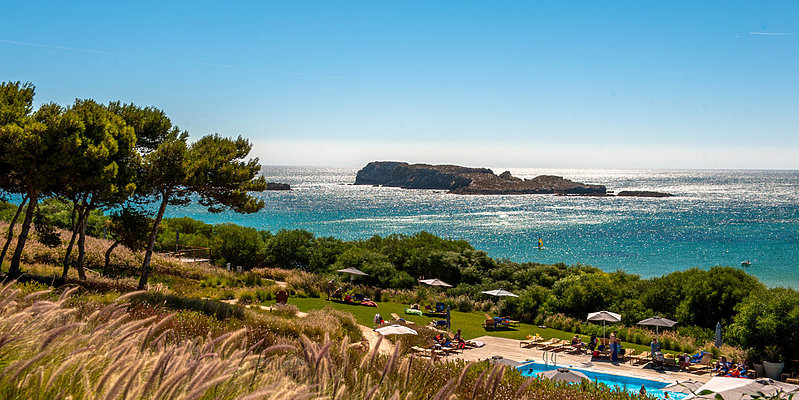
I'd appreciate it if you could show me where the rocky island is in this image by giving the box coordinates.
[354,161,672,197]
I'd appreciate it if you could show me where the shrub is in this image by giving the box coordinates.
[238,291,255,304]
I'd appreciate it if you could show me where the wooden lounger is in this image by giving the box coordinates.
[532,338,559,349]
[629,351,650,365]
[540,339,567,351]
[687,353,712,374]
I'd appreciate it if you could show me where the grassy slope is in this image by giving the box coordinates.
[269,297,664,355]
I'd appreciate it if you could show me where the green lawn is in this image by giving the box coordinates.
[265,297,666,355]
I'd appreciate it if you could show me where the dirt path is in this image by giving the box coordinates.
[357,324,395,356]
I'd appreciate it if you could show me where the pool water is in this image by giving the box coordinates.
[518,361,688,399]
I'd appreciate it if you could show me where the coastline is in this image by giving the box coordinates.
[167,166,799,288]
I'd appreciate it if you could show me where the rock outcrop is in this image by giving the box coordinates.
[355,161,607,196]
[616,190,672,198]
[265,182,291,190]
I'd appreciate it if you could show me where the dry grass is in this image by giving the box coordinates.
[0,281,650,400]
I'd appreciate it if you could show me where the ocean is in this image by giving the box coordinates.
[168,166,799,288]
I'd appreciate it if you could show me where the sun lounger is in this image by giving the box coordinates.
[541,339,567,351]
[390,313,414,324]
[687,353,712,374]
[629,351,650,365]
[550,342,573,353]
[532,338,559,349]
[520,336,543,348]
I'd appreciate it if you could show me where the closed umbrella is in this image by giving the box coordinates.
[637,316,678,336]
[663,379,702,394]
[714,322,723,348]
[480,289,519,298]
[587,310,621,340]
[445,307,451,330]
[374,324,418,336]
[539,368,589,384]
[419,278,452,287]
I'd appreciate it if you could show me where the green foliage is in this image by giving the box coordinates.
[263,229,315,269]
[130,291,246,320]
[730,287,799,362]
[107,207,151,251]
[33,207,61,248]
[211,223,266,269]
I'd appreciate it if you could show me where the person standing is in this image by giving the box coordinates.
[610,330,618,362]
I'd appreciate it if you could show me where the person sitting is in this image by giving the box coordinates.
[453,329,462,342]
[650,338,664,370]
[679,353,692,370]
[571,335,583,352]
[588,334,597,351]
[712,356,730,375]
[726,365,741,378]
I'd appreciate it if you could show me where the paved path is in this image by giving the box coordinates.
[442,336,712,384]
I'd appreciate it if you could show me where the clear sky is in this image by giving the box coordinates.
[2,1,798,169]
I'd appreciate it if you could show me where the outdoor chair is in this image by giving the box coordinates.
[629,351,650,365]
[687,353,713,374]
[532,338,559,349]
[541,339,567,351]
[482,316,496,330]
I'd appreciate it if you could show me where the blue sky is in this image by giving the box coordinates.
[2,1,798,168]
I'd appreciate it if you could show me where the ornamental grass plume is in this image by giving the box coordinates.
[0,282,657,399]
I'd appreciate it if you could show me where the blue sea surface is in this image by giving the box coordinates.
[167,167,799,288]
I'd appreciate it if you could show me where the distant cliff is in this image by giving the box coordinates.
[354,161,608,195]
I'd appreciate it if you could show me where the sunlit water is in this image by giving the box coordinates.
[168,167,799,288]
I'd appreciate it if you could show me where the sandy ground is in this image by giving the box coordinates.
[440,336,713,385]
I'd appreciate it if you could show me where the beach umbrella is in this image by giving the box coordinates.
[374,324,418,336]
[336,267,369,282]
[714,322,723,348]
[480,289,519,298]
[488,355,522,367]
[686,377,799,399]
[587,310,621,339]
[419,278,453,287]
[663,379,703,394]
[637,316,678,336]
[539,368,589,384]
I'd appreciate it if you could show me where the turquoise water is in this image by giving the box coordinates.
[518,361,687,399]
[167,166,799,287]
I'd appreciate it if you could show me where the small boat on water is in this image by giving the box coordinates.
[741,260,751,267]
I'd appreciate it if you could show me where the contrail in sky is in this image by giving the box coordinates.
[0,38,355,81]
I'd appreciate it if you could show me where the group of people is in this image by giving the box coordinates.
[712,356,749,378]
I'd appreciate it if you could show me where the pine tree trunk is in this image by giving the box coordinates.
[0,195,28,268]
[8,190,39,276]
[75,211,88,280]
[61,199,82,278]
[103,240,121,277]
[138,193,169,290]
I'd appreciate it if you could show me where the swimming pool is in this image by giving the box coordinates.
[518,361,688,399]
